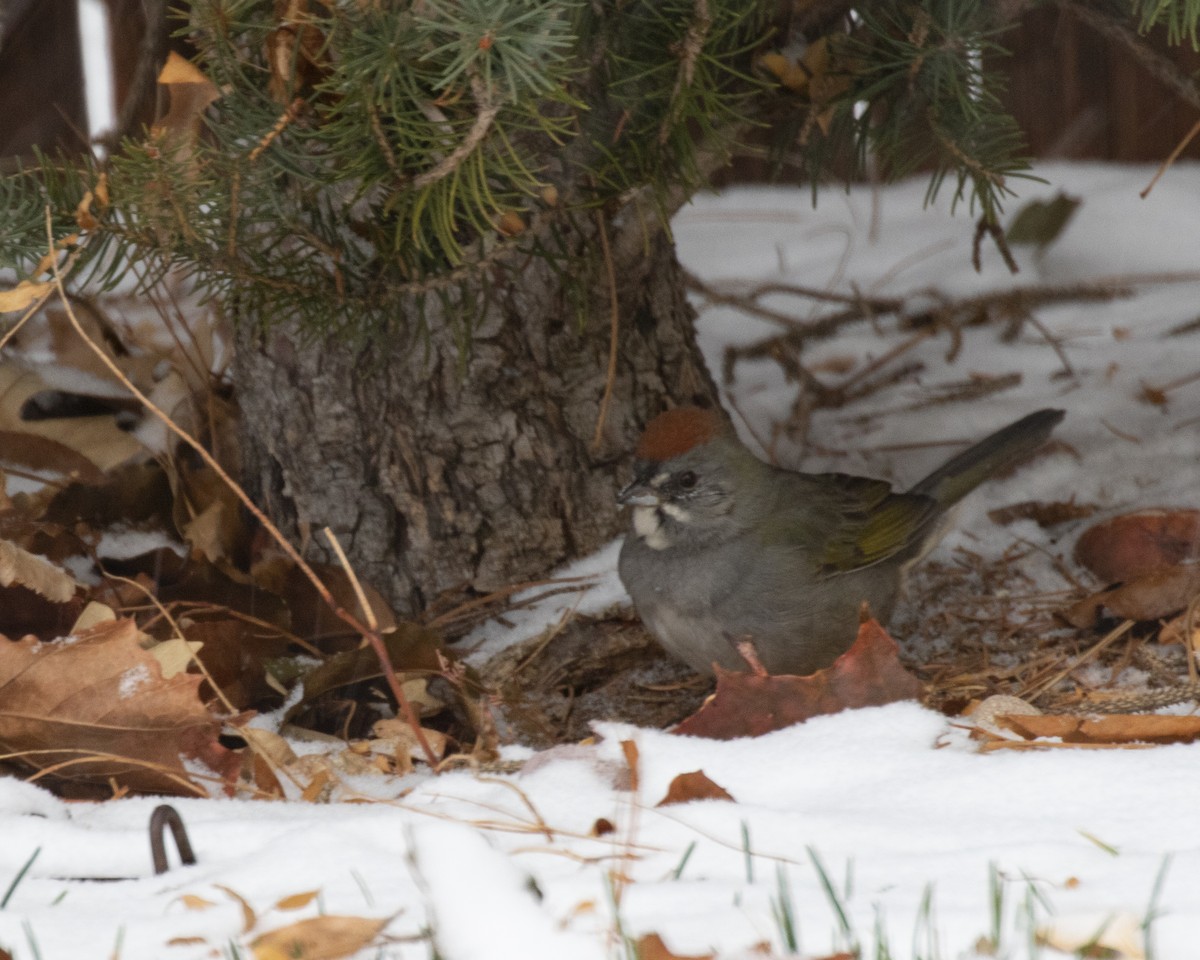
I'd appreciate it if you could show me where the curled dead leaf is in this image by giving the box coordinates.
[1063,563,1200,628]
[152,51,221,159]
[265,0,330,103]
[0,365,144,472]
[673,618,923,740]
[1074,509,1200,583]
[0,281,53,315]
[0,539,77,603]
[996,713,1200,747]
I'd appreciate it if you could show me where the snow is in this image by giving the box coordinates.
[5,163,1200,957]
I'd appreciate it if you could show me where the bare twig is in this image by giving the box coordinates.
[1023,619,1136,701]
[591,209,620,452]
[248,97,306,163]
[1141,118,1200,199]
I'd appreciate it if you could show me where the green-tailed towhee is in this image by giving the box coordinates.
[617,406,1063,676]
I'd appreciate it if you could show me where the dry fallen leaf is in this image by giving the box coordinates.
[1074,509,1200,583]
[215,884,258,935]
[0,538,77,603]
[152,51,222,153]
[634,932,715,960]
[0,430,106,487]
[251,915,389,960]
[996,713,1200,747]
[1063,563,1200,628]
[0,618,238,795]
[656,770,735,807]
[0,365,144,472]
[71,601,117,633]
[1037,911,1144,959]
[673,617,923,740]
[177,893,218,910]
[274,890,320,911]
[963,694,1041,740]
[0,281,53,315]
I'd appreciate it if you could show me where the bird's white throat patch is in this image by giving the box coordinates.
[633,506,671,550]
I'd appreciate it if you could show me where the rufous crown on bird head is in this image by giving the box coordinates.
[634,406,726,462]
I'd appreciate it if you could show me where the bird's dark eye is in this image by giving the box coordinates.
[677,471,697,490]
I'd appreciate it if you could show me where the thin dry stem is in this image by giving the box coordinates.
[322,526,440,767]
[324,526,378,632]
[1140,118,1200,199]
[591,208,620,452]
[248,97,305,163]
[1023,619,1135,701]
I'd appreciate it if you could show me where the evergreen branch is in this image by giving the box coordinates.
[660,0,714,145]
[1130,0,1200,47]
[411,74,501,190]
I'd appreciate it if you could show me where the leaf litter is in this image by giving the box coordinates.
[2,164,1200,956]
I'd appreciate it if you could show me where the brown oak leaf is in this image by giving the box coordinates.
[656,770,735,806]
[0,618,238,796]
[672,617,924,739]
[634,932,715,960]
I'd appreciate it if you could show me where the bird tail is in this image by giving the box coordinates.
[908,409,1064,509]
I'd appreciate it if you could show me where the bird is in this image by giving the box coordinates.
[617,406,1064,676]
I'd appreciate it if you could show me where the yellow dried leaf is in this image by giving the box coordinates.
[0,365,144,472]
[0,539,77,602]
[149,637,204,679]
[252,915,389,960]
[157,50,213,86]
[0,281,53,315]
[274,890,320,911]
[178,893,218,910]
[215,884,257,934]
[1037,912,1143,959]
[152,51,221,152]
[300,766,332,802]
[242,727,300,767]
[75,190,98,231]
[71,602,116,633]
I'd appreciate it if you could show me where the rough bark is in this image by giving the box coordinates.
[235,218,717,615]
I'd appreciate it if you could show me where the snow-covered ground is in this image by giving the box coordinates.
[4,163,1200,959]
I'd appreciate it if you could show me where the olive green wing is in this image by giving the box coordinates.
[765,473,941,576]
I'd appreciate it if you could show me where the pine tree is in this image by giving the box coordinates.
[2,0,1198,612]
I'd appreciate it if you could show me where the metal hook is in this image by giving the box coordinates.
[149,804,196,875]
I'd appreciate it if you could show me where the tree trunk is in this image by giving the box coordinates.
[234,218,716,615]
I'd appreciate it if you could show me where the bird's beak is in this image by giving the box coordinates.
[617,479,660,508]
